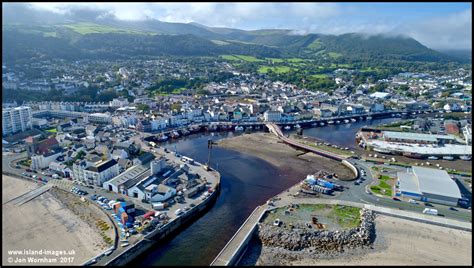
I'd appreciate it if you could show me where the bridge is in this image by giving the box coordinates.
[265,123,347,161]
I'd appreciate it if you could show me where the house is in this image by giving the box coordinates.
[149,184,177,202]
[133,152,155,166]
[49,161,72,177]
[31,148,62,170]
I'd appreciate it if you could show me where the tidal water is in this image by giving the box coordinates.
[132,117,398,265]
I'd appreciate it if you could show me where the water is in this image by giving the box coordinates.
[286,118,399,148]
[132,118,398,265]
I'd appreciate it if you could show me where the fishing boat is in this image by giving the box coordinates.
[158,134,168,142]
[328,120,334,124]
[460,155,472,161]
[350,118,356,122]
[335,120,340,124]
[344,119,350,123]
[319,122,325,126]
[311,122,318,127]
[180,128,190,136]
[284,126,291,130]
[442,156,454,160]
[170,131,180,139]
[427,156,439,160]
[235,126,244,131]
[366,116,373,120]
[295,124,301,129]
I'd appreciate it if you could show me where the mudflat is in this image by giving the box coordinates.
[218,132,354,180]
[2,175,108,266]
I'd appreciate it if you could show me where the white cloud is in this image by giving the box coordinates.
[26,3,472,50]
[394,9,472,50]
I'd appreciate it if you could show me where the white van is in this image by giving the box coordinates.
[422,208,438,216]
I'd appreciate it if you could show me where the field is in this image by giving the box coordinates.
[257,66,293,74]
[327,52,343,59]
[63,23,152,35]
[262,204,361,230]
[220,54,264,62]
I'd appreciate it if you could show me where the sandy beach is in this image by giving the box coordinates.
[218,132,354,181]
[2,175,110,266]
[241,214,472,266]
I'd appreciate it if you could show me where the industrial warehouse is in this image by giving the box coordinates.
[396,166,462,206]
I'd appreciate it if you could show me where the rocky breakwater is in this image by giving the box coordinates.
[257,208,376,252]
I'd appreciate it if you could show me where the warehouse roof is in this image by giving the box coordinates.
[397,172,422,195]
[383,131,456,142]
[412,166,462,199]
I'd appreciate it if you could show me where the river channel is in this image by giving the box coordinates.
[131,117,398,265]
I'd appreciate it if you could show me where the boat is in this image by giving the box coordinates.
[207,124,218,132]
[460,155,472,161]
[319,122,325,126]
[427,156,439,160]
[170,131,180,139]
[328,120,334,124]
[235,126,244,131]
[350,118,356,122]
[373,147,392,154]
[335,120,340,124]
[180,128,190,136]
[295,124,301,129]
[403,152,423,159]
[245,126,253,132]
[366,116,373,120]
[158,134,168,142]
[189,125,201,133]
[344,119,350,123]
[391,114,395,117]
[254,125,261,130]
[442,156,454,160]
[284,126,291,130]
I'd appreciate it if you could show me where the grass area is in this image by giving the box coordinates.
[257,65,292,74]
[328,205,361,229]
[307,39,323,50]
[211,39,229,45]
[370,175,395,197]
[63,23,152,35]
[266,58,284,63]
[311,74,328,79]
[220,54,264,62]
[220,55,241,61]
[46,128,57,133]
[327,52,343,59]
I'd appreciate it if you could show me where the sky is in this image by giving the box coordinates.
[24,2,473,50]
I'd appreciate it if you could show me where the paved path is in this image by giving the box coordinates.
[211,205,268,266]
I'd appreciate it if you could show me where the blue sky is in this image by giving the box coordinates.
[27,2,472,50]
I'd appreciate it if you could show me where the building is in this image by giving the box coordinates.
[2,106,32,135]
[149,184,176,202]
[73,159,120,186]
[263,110,282,122]
[396,166,462,206]
[103,164,150,194]
[382,131,457,145]
[31,149,62,170]
[463,124,472,145]
[85,113,112,124]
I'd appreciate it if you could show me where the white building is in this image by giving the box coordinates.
[2,106,32,135]
[31,150,62,170]
[85,113,112,124]
[109,97,129,108]
[149,184,176,202]
[263,110,282,122]
[73,159,120,186]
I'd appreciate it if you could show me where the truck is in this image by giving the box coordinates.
[422,208,438,216]
[152,202,165,210]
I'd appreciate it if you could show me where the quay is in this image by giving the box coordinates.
[210,184,471,266]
